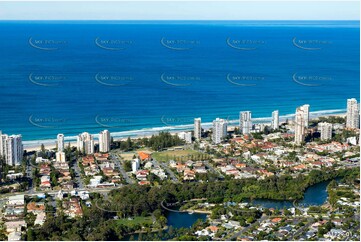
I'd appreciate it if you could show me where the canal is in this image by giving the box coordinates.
[250,178,338,209]
[123,178,338,239]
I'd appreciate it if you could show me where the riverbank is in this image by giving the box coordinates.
[125,225,168,236]
[183,209,212,214]
[251,177,344,209]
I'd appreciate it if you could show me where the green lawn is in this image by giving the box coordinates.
[152,149,209,162]
[115,216,153,226]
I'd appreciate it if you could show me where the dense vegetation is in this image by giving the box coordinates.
[24,167,359,241]
[104,168,358,217]
[310,116,346,126]
[113,132,185,152]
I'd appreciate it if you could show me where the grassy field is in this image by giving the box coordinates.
[115,216,153,226]
[118,152,136,160]
[118,148,153,160]
[152,149,209,162]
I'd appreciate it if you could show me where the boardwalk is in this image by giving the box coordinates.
[160,200,186,213]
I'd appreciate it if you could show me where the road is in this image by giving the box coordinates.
[229,214,269,240]
[203,160,224,179]
[110,153,135,184]
[0,186,120,199]
[72,158,85,189]
[26,157,35,194]
[288,217,313,240]
[152,158,180,183]
[338,160,360,169]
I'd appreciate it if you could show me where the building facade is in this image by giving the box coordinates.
[77,132,94,154]
[239,111,252,134]
[99,130,111,153]
[0,132,23,166]
[212,118,228,144]
[271,110,279,130]
[132,158,140,173]
[294,107,306,145]
[56,151,66,162]
[57,134,64,152]
[300,104,310,127]
[194,118,201,140]
[318,122,332,141]
[346,98,359,129]
[178,131,192,143]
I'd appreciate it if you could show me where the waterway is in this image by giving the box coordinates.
[123,178,337,240]
[250,179,337,209]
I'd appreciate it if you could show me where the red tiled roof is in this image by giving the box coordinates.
[138,151,151,160]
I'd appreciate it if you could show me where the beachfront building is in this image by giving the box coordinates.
[271,110,279,130]
[57,134,64,152]
[56,151,66,162]
[99,130,111,153]
[0,132,23,166]
[346,98,359,129]
[178,131,192,143]
[212,118,228,144]
[294,107,306,145]
[194,118,202,140]
[77,132,94,154]
[7,134,23,166]
[318,122,333,141]
[300,104,310,127]
[132,158,140,173]
[0,131,5,159]
[239,111,252,134]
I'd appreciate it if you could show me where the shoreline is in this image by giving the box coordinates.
[22,111,346,152]
[184,209,212,214]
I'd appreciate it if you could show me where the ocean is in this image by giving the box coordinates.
[0,21,359,146]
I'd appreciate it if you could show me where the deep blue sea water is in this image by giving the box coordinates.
[0,21,359,145]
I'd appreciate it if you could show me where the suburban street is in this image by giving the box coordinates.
[110,153,135,184]
[229,214,269,240]
[72,158,84,189]
[0,186,120,200]
[25,157,35,194]
[289,218,313,240]
[153,158,180,183]
[204,160,224,179]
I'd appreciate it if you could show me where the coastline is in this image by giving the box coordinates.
[23,111,346,152]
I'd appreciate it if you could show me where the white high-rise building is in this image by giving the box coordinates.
[212,118,228,144]
[0,133,23,166]
[132,158,140,173]
[178,131,192,143]
[99,130,111,153]
[56,151,66,162]
[239,111,252,134]
[271,110,279,130]
[194,118,201,140]
[300,104,310,127]
[57,134,64,152]
[294,107,306,145]
[318,122,332,141]
[0,131,6,158]
[77,132,94,154]
[346,98,359,129]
